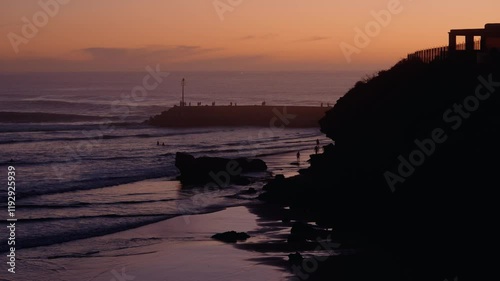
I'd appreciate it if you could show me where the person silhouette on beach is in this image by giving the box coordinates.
[157,141,160,146]
[162,143,165,146]
[296,151,300,162]
[315,145,319,155]
[316,139,320,146]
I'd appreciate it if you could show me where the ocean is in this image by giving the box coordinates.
[0,71,367,271]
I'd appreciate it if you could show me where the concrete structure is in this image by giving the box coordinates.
[449,23,500,52]
[408,23,500,63]
[148,106,330,128]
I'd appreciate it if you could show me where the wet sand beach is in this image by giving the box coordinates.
[15,206,292,281]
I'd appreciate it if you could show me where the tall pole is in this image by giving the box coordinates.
[181,78,185,106]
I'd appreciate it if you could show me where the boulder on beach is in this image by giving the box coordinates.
[287,234,307,245]
[291,222,320,240]
[175,152,267,186]
[241,187,257,194]
[211,231,251,243]
[288,252,304,265]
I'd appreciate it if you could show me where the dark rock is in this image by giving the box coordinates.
[232,177,251,186]
[211,231,250,243]
[175,152,267,186]
[259,174,307,203]
[288,252,304,265]
[281,209,292,223]
[287,234,307,245]
[291,222,319,240]
[274,174,285,181]
[241,187,257,194]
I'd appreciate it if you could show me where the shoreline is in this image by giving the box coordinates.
[16,205,292,281]
[12,150,315,280]
[5,149,314,253]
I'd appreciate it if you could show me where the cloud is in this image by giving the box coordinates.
[0,45,225,72]
[77,45,224,70]
[239,35,256,40]
[0,44,348,72]
[261,33,279,40]
[174,54,271,70]
[81,47,129,60]
[0,46,278,72]
[238,33,278,40]
[0,57,85,72]
[81,45,222,61]
[294,36,332,42]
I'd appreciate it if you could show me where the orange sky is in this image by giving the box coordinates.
[0,0,499,72]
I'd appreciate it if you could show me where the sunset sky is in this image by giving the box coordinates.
[0,0,499,72]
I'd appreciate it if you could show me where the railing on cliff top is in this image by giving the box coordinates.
[407,41,481,63]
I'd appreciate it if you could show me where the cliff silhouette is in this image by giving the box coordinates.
[261,57,500,280]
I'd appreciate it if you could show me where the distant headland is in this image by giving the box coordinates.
[147,105,331,128]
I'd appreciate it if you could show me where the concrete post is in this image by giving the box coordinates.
[466,35,475,51]
[449,32,457,52]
